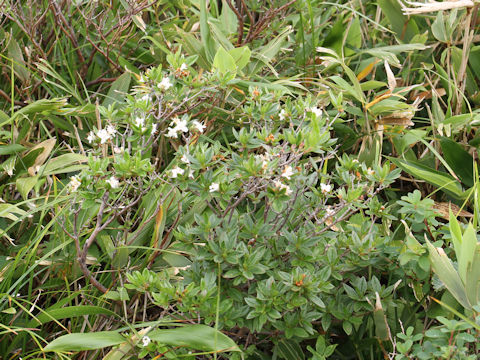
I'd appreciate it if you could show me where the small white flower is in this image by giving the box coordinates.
[106,176,120,189]
[134,116,145,128]
[165,127,178,138]
[192,120,206,133]
[140,94,151,102]
[113,146,124,154]
[367,167,375,176]
[181,154,190,164]
[308,106,322,118]
[171,166,184,178]
[96,129,112,144]
[151,123,158,135]
[105,125,116,136]
[209,182,219,193]
[180,63,188,71]
[142,336,151,347]
[69,175,82,192]
[281,165,294,180]
[158,77,172,91]
[279,109,287,120]
[87,131,96,144]
[352,159,359,164]
[171,117,182,125]
[188,170,194,179]
[273,180,292,195]
[175,119,189,133]
[320,183,332,194]
[139,75,146,83]
[325,206,335,217]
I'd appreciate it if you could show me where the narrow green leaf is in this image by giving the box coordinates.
[44,331,125,351]
[28,305,117,327]
[440,137,474,187]
[388,157,464,199]
[103,72,131,107]
[148,325,240,352]
[426,240,470,309]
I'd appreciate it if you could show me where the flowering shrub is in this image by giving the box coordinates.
[51,46,413,358]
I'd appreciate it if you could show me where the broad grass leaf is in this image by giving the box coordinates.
[426,240,470,309]
[148,325,240,352]
[0,144,26,155]
[103,72,131,107]
[44,331,125,351]
[28,305,117,327]
[440,137,474,187]
[213,46,236,76]
[387,157,465,199]
[377,0,419,42]
[41,153,87,176]
[275,338,305,360]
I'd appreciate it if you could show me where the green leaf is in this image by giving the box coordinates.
[0,144,26,155]
[373,292,390,341]
[41,153,87,176]
[388,157,465,199]
[432,11,448,43]
[44,331,125,351]
[440,137,474,187]
[16,176,39,200]
[229,46,251,71]
[200,0,216,63]
[212,46,236,76]
[377,0,419,42]
[148,325,240,352]
[0,204,29,221]
[458,224,477,286]
[276,338,305,360]
[465,245,480,306]
[426,240,470,309]
[103,72,131,107]
[28,306,117,327]
[7,35,29,82]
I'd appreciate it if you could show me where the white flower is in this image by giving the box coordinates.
[192,120,206,133]
[106,176,120,189]
[209,182,219,193]
[279,109,287,120]
[367,167,375,176]
[171,166,184,178]
[113,146,124,154]
[134,116,145,128]
[151,123,158,135]
[158,77,172,91]
[325,206,335,217]
[188,170,194,179]
[281,165,294,180]
[171,117,182,125]
[69,176,81,192]
[87,131,96,143]
[96,129,112,144]
[181,154,190,164]
[308,106,322,118]
[273,180,292,195]
[141,94,151,102]
[180,63,188,71]
[175,119,189,133]
[142,336,151,347]
[165,127,178,138]
[320,183,332,194]
[139,75,146,83]
[105,125,116,136]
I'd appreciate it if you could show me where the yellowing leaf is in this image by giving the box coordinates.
[357,59,380,81]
